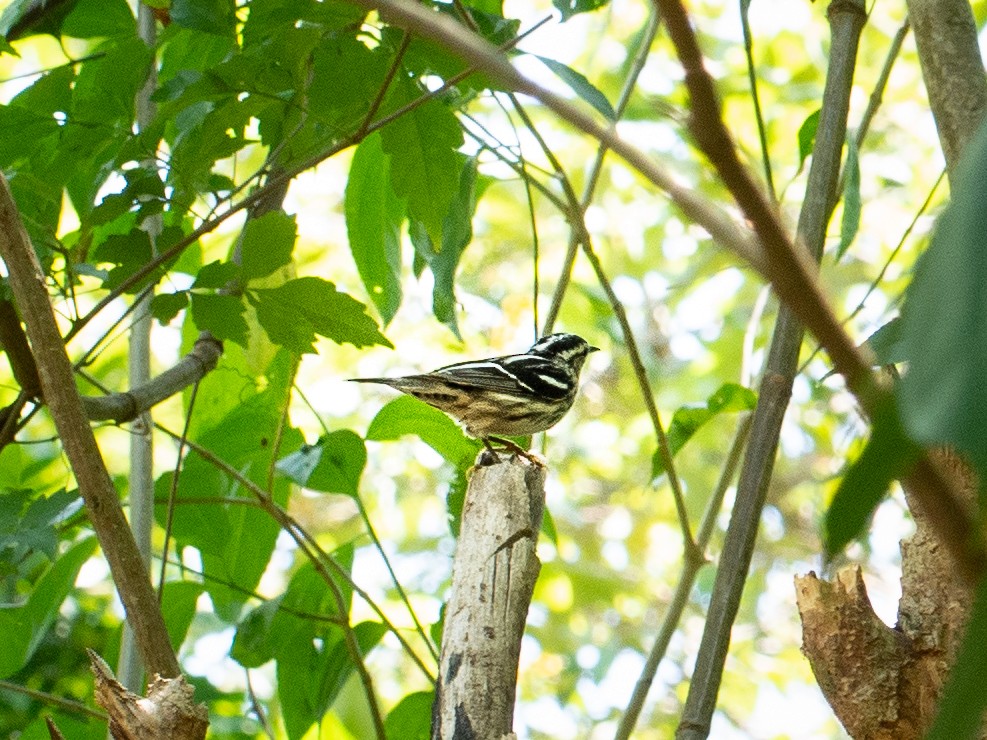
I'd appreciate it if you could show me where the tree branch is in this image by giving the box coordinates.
[673,1,867,736]
[0,172,180,679]
[905,0,987,180]
[80,335,222,423]
[432,456,546,737]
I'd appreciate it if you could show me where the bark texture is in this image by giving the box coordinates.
[0,172,181,679]
[432,455,546,739]
[798,4,987,735]
[90,651,207,740]
[905,0,987,180]
[796,451,977,738]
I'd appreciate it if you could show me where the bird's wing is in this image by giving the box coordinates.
[436,355,572,400]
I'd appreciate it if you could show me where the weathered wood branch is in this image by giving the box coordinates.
[81,335,222,422]
[797,450,979,739]
[90,650,207,740]
[432,455,546,739]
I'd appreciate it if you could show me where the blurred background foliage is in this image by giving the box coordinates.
[0,0,975,737]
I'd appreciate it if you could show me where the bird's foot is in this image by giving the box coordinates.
[486,436,545,467]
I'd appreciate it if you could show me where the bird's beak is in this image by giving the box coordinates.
[589,346,600,353]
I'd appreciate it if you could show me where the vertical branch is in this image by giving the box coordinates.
[905,0,987,180]
[670,1,866,736]
[432,457,546,737]
[118,0,161,694]
[0,173,180,679]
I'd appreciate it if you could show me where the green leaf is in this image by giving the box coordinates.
[861,317,908,366]
[409,157,485,338]
[899,119,987,473]
[251,277,392,354]
[190,292,249,346]
[380,95,464,245]
[92,228,153,292]
[797,109,821,173]
[345,132,404,325]
[161,581,204,653]
[231,596,283,668]
[72,37,152,125]
[0,489,82,564]
[445,464,469,538]
[385,690,434,740]
[927,575,987,740]
[0,0,77,40]
[171,0,236,36]
[0,537,98,678]
[62,0,135,38]
[552,0,610,20]
[240,210,297,281]
[192,260,240,289]
[150,291,189,325]
[366,395,481,464]
[652,383,757,479]
[167,375,303,622]
[276,430,367,497]
[534,56,616,120]
[824,396,920,558]
[836,135,861,259]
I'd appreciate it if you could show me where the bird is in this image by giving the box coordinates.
[351,333,598,461]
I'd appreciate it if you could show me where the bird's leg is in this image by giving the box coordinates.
[477,437,502,466]
[487,436,545,466]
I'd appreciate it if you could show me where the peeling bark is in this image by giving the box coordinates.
[90,651,207,740]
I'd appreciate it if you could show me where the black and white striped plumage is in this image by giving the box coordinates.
[351,333,597,453]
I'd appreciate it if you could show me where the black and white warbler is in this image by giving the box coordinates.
[351,333,598,458]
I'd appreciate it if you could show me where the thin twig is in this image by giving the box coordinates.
[739,1,775,198]
[157,381,200,600]
[0,679,106,721]
[542,9,661,333]
[507,92,695,550]
[294,383,440,663]
[614,412,752,739]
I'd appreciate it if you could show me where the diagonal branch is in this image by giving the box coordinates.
[0,172,180,679]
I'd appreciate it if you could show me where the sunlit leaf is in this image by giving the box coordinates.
[161,581,204,653]
[191,260,239,289]
[240,210,297,281]
[652,383,757,479]
[534,55,616,120]
[251,277,392,354]
[190,292,249,346]
[385,690,434,740]
[345,132,404,325]
[797,109,821,173]
[150,292,188,325]
[836,135,861,259]
[276,430,367,497]
[366,395,481,465]
[409,157,486,338]
[380,94,464,245]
